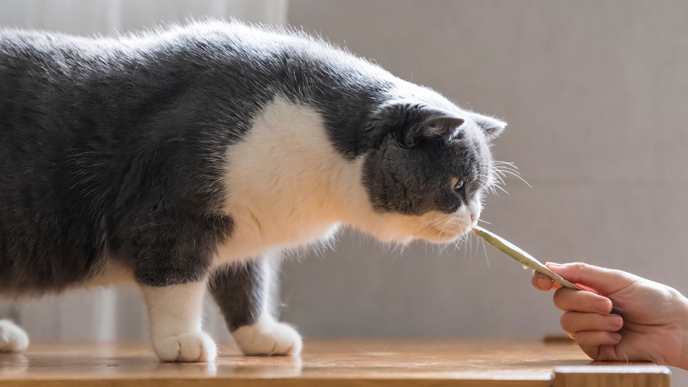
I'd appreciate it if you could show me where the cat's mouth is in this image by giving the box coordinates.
[399,209,477,244]
[422,222,471,243]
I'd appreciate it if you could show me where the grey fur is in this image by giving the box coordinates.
[210,259,268,331]
[0,21,504,335]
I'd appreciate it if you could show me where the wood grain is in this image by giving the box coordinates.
[554,365,671,387]
[0,341,670,386]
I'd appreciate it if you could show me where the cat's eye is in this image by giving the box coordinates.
[451,177,464,191]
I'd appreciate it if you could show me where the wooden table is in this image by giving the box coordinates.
[0,340,671,386]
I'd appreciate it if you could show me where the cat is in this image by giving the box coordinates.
[0,20,505,361]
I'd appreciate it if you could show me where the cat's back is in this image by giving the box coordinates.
[0,28,125,95]
[0,22,286,93]
[1,21,394,116]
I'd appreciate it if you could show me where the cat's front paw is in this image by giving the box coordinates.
[232,318,302,356]
[0,319,29,353]
[152,331,217,362]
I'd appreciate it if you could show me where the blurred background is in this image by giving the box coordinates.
[1,0,687,381]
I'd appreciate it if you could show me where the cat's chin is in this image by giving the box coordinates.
[372,221,472,245]
[394,236,415,245]
[390,230,468,245]
[419,233,465,244]
[415,226,472,244]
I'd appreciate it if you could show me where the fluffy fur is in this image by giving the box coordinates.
[0,21,505,361]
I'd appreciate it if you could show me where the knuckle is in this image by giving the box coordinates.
[575,331,594,345]
[552,288,569,308]
[576,335,593,347]
[559,312,575,331]
[571,262,588,272]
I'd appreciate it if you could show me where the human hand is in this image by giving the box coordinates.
[532,262,688,369]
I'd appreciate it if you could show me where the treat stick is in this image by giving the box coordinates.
[472,226,622,315]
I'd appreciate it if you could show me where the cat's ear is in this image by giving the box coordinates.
[471,113,507,139]
[403,113,465,147]
[366,103,465,149]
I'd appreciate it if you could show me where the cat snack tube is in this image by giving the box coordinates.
[472,226,578,289]
[473,226,622,315]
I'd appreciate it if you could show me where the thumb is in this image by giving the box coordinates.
[546,262,637,296]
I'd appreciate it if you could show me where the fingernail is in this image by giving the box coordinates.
[608,315,623,329]
[595,300,612,314]
[546,262,564,269]
[611,332,622,342]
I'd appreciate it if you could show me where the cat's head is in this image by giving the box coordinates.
[358,90,505,244]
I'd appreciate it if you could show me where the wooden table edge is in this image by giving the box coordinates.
[553,365,671,387]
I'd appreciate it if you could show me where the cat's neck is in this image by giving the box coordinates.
[216,96,370,263]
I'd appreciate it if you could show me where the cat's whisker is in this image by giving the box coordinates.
[410,215,459,233]
[497,166,521,175]
[493,160,519,169]
[463,233,471,257]
[491,174,507,189]
[477,178,498,196]
[482,170,504,186]
[384,244,405,268]
[496,166,521,174]
[492,161,531,189]
[480,167,510,196]
[493,160,520,171]
[494,168,520,176]
[491,168,508,178]
[440,214,460,230]
[407,219,439,233]
[479,237,491,270]
[493,184,509,195]
[476,176,501,193]
[500,169,532,188]
[493,163,519,171]
[494,167,521,178]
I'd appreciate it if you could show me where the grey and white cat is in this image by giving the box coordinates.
[0,21,505,361]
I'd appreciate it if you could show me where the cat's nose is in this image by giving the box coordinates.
[470,213,477,223]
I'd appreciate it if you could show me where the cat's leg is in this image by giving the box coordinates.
[130,213,231,362]
[0,319,29,352]
[210,257,302,356]
[140,280,216,362]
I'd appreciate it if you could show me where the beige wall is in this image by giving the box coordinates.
[283,0,688,340]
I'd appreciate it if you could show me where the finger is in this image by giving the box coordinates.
[553,287,614,313]
[575,331,622,358]
[531,271,553,291]
[560,312,623,334]
[597,344,622,361]
[545,262,638,295]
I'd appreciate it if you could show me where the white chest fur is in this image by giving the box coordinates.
[215,97,364,264]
